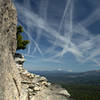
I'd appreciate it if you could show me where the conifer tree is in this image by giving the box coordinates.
[16,25,30,50]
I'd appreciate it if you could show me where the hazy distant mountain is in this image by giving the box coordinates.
[81,70,100,76]
[30,70,100,85]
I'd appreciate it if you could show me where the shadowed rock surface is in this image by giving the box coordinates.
[0,0,72,100]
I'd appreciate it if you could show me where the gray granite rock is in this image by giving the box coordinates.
[15,54,72,100]
[0,0,21,100]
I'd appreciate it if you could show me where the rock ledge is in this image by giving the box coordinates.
[15,53,71,100]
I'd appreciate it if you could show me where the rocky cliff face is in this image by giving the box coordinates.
[0,0,21,100]
[0,0,72,100]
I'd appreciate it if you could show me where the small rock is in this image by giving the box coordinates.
[28,88,33,92]
[41,81,48,86]
[22,70,28,75]
[32,78,40,83]
[21,81,31,84]
[36,83,40,86]
[35,75,40,78]
[26,73,31,77]
[40,77,47,81]
[34,86,41,91]
[59,90,70,97]
[31,74,35,78]
[47,82,51,86]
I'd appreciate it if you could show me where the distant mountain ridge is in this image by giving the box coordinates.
[29,69,100,76]
[29,70,100,85]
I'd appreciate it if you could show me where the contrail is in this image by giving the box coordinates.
[21,21,43,56]
[25,29,43,56]
[54,0,76,58]
[16,3,43,56]
[73,24,93,36]
[32,47,37,55]
[58,0,72,34]
[64,1,74,38]
[69,2,74,38]
[36,0,49,41]
[80,7,100,27]
[15,0,100,67]
[39,0,48,21]
[23,0,31,10]
[49,0,72,55]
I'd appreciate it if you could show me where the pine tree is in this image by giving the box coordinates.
[16,25,30,50]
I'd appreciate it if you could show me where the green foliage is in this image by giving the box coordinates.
[16,25,30,50]
[61,84,100,100]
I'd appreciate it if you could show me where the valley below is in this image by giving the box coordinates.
[30,70,100,100]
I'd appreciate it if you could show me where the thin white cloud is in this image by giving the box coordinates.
[80,7,100,27]
[15,0,100,66]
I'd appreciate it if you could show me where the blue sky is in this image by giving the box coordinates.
[14,0,100,72]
